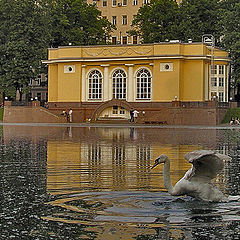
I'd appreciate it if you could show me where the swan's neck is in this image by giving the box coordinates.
[163,158,174,194]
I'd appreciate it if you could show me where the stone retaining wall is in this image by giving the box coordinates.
[3,106,66,123]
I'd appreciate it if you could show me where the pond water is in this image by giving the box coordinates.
[0,124,240,239]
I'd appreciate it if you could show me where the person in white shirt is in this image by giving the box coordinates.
[133,110,139,123]
[69,108,73,122]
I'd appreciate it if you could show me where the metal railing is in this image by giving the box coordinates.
[11,101,30,106]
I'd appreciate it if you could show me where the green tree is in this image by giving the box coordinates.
[130,0,181,43]
[49,0,114,47]
[219,0,240,99]
[179,0,221,43]
[0,0,51,99]
[0,0,114,99]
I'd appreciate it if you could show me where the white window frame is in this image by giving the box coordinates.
[211,65,217,75]
[219,77,224,87]
[133,35,137,44]
[219,65,224,75]
[218,92,224,102]
[122,36,127,44]
[122,15,127,25]
[211,77,217,87]
[88,69,103,100]
[112,16,117,25]
[112,69,127,99]
[135,68,152,100]
[112,0,117,6]
[102,0,107,6]
[132,0,137,5]
[122,0,127,6]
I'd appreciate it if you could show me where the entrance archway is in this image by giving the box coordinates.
[90,99,133,121]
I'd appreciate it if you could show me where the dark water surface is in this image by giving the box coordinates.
[0,125,240,239]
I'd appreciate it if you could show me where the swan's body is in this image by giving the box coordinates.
[151,150,238,202]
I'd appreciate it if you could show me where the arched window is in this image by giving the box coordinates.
[88,70,102,100]
[136,68,152,99]
[112,69,127,99]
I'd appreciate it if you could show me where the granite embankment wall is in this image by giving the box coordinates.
[3,106,66,123]
[3,100,235,125]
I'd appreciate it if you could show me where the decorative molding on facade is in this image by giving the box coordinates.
[83,46,153,57]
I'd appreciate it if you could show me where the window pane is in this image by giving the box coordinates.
[136,69,152,100]
[112,69,126,99]
[88,70,103,99]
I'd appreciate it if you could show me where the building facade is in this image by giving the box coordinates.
[44,42,230,124]
[29,73,48,104]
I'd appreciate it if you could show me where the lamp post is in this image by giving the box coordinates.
[202,34,215,101]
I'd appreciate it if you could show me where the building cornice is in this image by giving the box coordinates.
[42,55,230,64]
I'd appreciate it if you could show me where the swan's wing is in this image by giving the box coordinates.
[184,150,231,182]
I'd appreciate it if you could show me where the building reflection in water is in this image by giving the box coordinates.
[3,125,240,239]
[46,127,205,194]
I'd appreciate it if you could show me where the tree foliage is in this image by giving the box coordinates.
[0,0,51,97]
[0,0,114,98]
[179,0,221,42]
[219,0,240,85]
[49,0,114,47]
[130,0,181,43]
[131,0,221,43]
[130,0,240,94]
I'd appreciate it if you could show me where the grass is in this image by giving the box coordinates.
[221,108,240,124]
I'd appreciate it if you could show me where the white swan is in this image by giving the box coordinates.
[151,150,239,202]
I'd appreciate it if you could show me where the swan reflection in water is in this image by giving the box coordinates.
[151,150,240,202]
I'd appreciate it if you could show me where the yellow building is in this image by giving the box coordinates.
[86,0,182,44]
[44,42,230,125]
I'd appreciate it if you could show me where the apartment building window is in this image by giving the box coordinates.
[112,36,117,45]
[122,36,127,44]
[133,0,137,5]
[143,0,148,4]
[112,0,117,6]
[219,77,224,87]
[122,15,127,25]
[103,0,107,6]
[122,0,127,6]
[133,36,137,44]
[211,77,217,87]
[88,70,102,100]
[219,92,224,102]
[136,68,152,99]
[219,65,224,74]
[112,16,117,25]
[112,69,127,99]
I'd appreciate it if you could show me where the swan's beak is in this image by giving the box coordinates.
[151,163,158,169]
[151,158,160,169]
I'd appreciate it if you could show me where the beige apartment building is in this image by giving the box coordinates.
[86,0,181,45]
